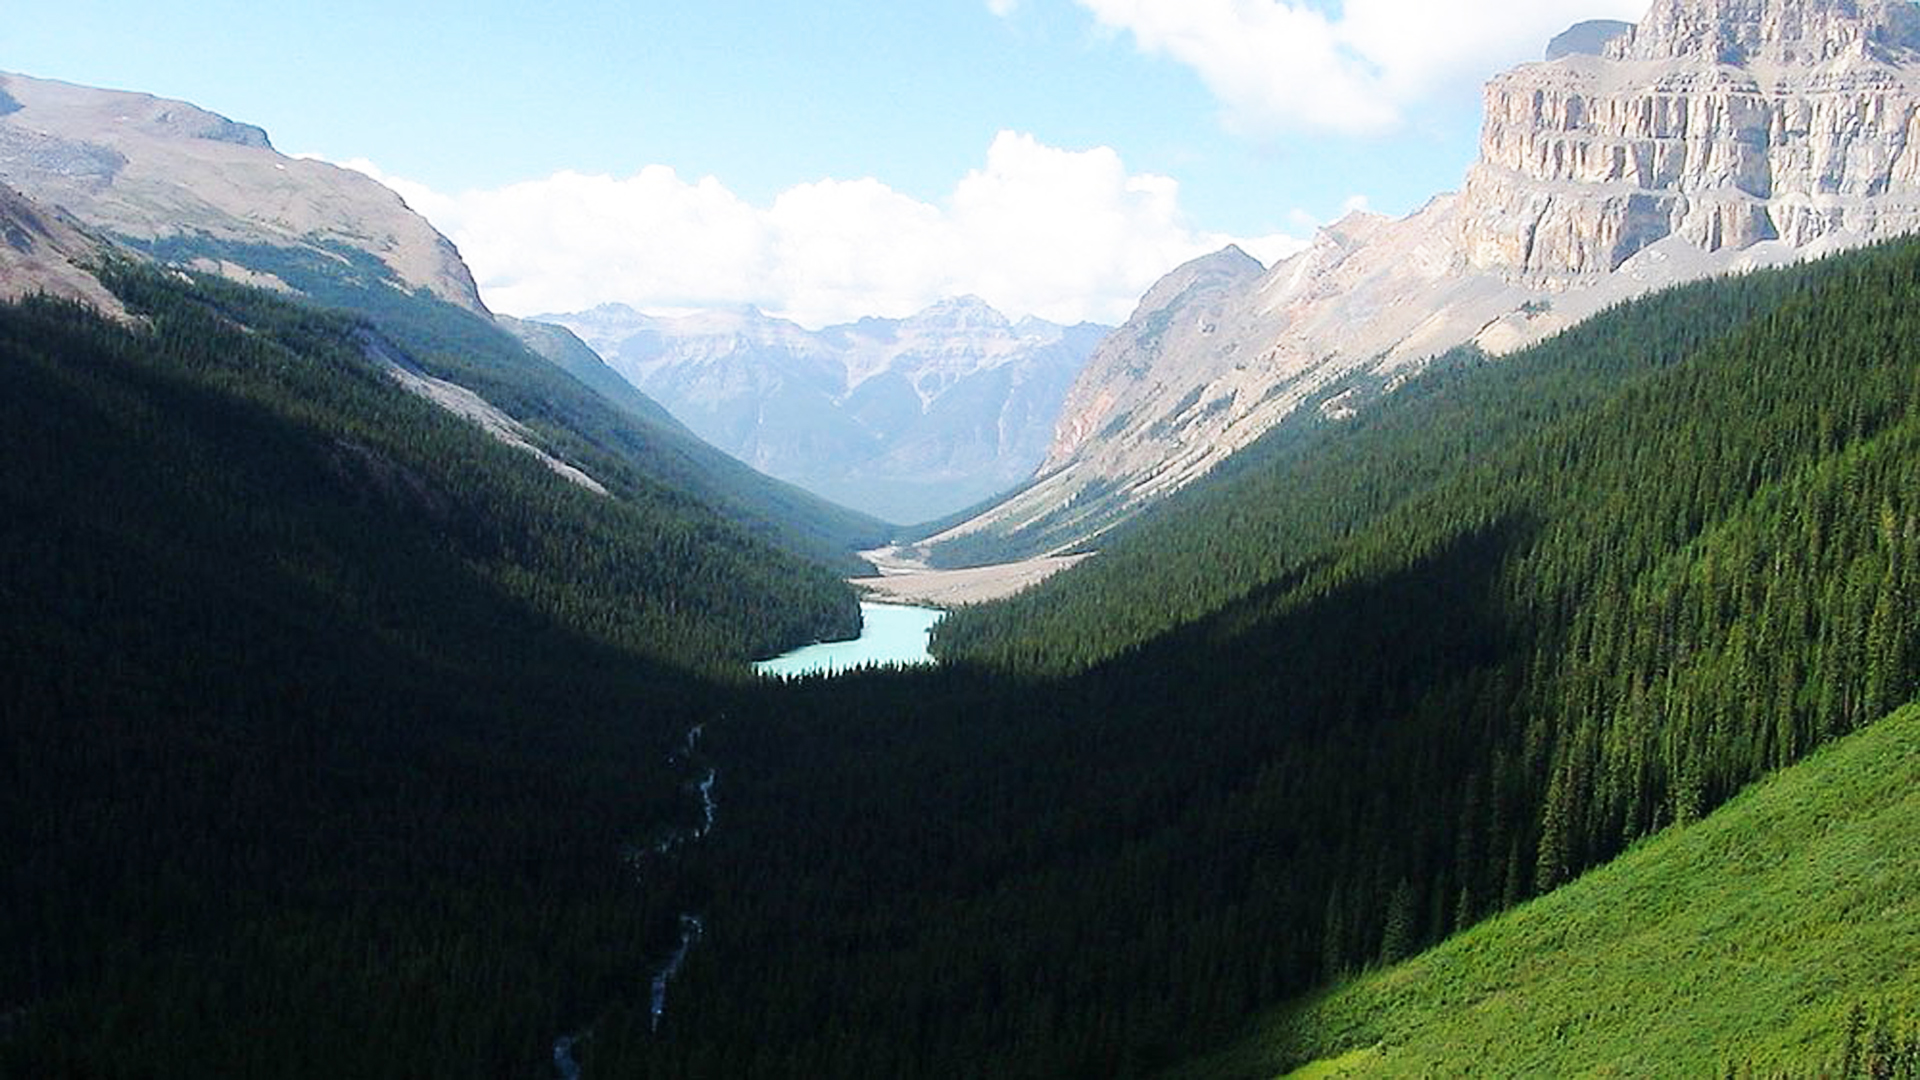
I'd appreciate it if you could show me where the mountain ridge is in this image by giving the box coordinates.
[0,70,891,571]
[928,0,1920,564]
[0,71,485,315]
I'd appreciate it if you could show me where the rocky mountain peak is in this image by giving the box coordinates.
[1461,0,1920,284]
[907,295,1014,334]
[1131,244,1264,317]
[539,295,1108,522]
[1615,0,1920,65]
[0,71,484,314]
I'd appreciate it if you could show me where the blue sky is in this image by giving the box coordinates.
[13,0,1647,325]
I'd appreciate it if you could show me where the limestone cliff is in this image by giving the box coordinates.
[927,0,1920,564]
[1462,0,1920,280]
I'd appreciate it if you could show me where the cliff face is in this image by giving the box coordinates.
[0,72,486,315]
[927,0,1920,564]
[1462,0,1920,280]
[1620,0,1920,64]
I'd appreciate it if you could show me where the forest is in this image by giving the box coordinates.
[0,264,853,1075]
[2,235,1918,1076]
[610,238,1920,1077]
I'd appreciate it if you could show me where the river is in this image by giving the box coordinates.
[552,721,715,1077]
[753,601,946,677]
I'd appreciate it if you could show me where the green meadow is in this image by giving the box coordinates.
[1179,705,1920,1079]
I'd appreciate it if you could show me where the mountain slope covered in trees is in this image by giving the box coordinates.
[5,221,1919,1079]
[0,264,859,1076]
[119,234,892,573]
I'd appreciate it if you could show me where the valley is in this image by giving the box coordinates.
[3,1,1919,1078]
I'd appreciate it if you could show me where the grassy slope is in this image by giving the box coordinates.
[1174,705,1920,1079]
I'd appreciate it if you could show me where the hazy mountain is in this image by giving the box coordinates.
[924,0,1920,564]
[540,297,1109,524]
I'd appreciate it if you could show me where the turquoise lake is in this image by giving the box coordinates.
[754,602,946,678]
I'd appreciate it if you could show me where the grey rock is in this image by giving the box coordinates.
[1547,20,1635,60]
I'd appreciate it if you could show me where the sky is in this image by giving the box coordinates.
[13,0,1649,326]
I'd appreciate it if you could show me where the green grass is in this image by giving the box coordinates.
[1179,704,1920,1079]
[1279,1045,1380,1079]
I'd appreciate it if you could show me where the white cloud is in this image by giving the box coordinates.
[338,133,1305,328]
[1072,0,1651,134]
[987,0,1021,15]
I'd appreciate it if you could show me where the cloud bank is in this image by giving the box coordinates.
[1056,0,1651,135]
[345,133,1303,327]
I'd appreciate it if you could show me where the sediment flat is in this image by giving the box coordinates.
[853,548,1092,607]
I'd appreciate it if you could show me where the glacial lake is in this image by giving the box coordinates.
[754,602,946,678]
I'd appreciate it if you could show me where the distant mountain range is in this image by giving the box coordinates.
[922,0,1920,564]
[539,299,1109,525]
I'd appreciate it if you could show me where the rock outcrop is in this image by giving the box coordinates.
[0,72,485,314]
[926,0,1920,563]
[0,182,127,318]
[1620,0,1920,64]
[1548,20,1636,60]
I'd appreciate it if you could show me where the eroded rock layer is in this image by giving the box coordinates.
[1463,0,1920,280]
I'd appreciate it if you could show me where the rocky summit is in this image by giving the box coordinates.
[923,0,1920,563]
[0,71,485,315]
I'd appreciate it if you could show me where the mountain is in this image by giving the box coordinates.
[0,71,483,313]
[540,297,1108,524]
[630,234,1920,1077]
[925,0,1920,564]
[10,34,1920,1080]
[0,70,890,571]
[0,261,874,1074]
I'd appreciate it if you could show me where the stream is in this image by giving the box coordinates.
[553,721,716,1077]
